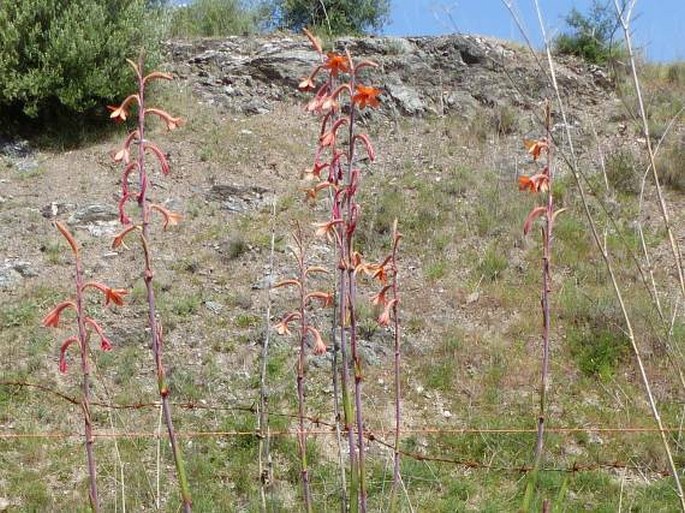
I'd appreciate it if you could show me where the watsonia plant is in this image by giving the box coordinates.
[42,221,127,513]
[274,227,332,513]
[517,101,564,509]
[298,29,386,513]
[108,57,192,512]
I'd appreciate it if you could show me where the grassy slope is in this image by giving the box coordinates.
[1,59,684,512]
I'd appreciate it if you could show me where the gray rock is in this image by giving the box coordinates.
[41,202,76,219]
[164,34,610,124]
[205,300,224,314]
[0,260,37,289]
[67,204,118,225]
[207,184,269,213]
[385,83,425,114]
[358,339,390,366]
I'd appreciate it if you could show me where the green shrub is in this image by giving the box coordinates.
[554,1,623,65]
[0,0,163,118]
[167,0,257,37]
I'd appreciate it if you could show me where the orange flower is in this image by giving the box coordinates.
[306,291,334,308]
[308,326,327,355]
[108,94,139,122]
[353,85,381,109]
[42,301,76,328]
[85,317,114,351]
[324,52,350,77]
[371,285,392,306]
[378,298,398,327]
[150,203,182,230]
[523,138,548,161]
[145,108,184,131]
[518,173,549,193]
[59,336,78,373]
[313,219,343,242]
[82,281,128,306]
[112,224,141,250]
[299,76,316,91]
[275,312,301,335]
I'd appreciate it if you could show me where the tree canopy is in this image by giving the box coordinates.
[265,0,390,36]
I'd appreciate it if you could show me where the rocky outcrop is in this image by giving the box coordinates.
[166,33,613,118]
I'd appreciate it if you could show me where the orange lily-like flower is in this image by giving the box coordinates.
[371,285,392,306]
[114,147,129,163]
[42,301,76,328]
[321,96,339,111]
[518,172,549,193]
[307,326,327,355]
[109,94,139,122]
[150,203,183,230]
[59,336,79,373]
[275,312,302,335]
[304,181,334,201]
[304,161,330,181]
[85,317,114,351]
[319,117,349,148]
[145,108,184,131]
[313,219,343,243]
[299,76,316,91]
[305,291,334,308]
[378,298,398,327]
[353,85,381,109]
[324,52,350,77]
[112,224,141,250]
[523,138,548,161]
[82,281,128,307]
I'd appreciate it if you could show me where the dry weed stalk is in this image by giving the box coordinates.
[109,56,192,512]
[258,200,277,511]
[42,221,126,512]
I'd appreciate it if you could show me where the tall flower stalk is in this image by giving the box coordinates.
[109,56,191,512]
[518,103,561,464]
[42,221,126,513]
[299,29,382,513]
[274,227,332,512]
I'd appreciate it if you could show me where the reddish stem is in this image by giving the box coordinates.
[133,56,192,513]
[73,252,100,512]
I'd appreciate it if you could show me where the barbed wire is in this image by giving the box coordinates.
[1,379,678,477]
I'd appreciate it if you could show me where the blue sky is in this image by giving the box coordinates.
[383,1,684,62]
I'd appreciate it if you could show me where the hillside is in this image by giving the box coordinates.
[1,33,684,512]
